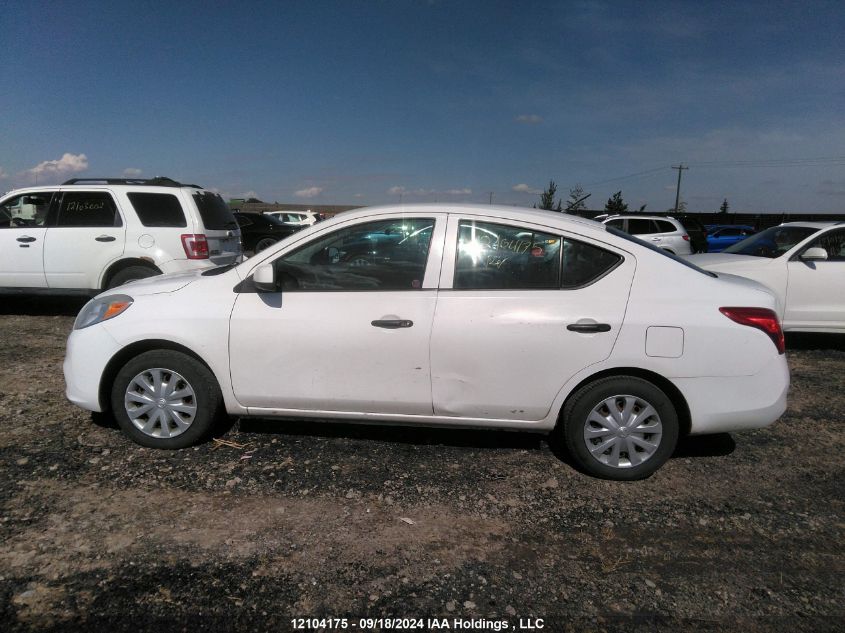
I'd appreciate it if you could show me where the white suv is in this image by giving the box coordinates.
[265,210,323,226]
[603,215,693,255]
[0,177,242,292]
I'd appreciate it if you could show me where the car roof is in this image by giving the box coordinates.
[334,203,607,232]
[603,214,680,222]
[778,221,839,228]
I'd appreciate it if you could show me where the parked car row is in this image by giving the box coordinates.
[3,177,839,479]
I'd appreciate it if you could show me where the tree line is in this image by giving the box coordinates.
[536,180,730,215]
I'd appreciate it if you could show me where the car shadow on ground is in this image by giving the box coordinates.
[235,417,547,450]
[785,332,845,351]
[0,294,89,316]
[236,417,736,462]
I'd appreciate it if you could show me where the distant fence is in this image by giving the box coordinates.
[230,201,844,229]
[573,210,845,230]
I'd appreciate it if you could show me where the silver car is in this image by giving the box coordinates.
[603,215,693,255]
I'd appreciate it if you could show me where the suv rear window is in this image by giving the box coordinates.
[192,192,238,230]
[127,193,187,227]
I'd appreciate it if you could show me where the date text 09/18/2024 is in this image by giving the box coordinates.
[290,617,546,630]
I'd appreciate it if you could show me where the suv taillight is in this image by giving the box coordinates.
[719,307,785,354]
[181,234,209,259]
[682,234,690,241]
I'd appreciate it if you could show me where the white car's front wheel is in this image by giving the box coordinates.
[560,376,679,480]
[111,350,223,449]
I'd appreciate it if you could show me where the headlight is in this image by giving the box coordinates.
[73,294,134,330]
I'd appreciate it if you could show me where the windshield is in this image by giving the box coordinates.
[723,225,819,258]
[605,226,716,277]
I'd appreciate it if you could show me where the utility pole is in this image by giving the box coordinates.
[488,191,494,205]
[672,164,688,213]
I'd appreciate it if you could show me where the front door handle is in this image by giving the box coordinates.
[16,236,36,243]
[371,319,414,329]
[567,322,611,333]
[95,235,116,242]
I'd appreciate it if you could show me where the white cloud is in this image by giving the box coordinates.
[27,153,88,178]
[0,167,7,179]
[295,186,323,198]
[388,186,471,197]
[515,114,543,124]
[512,183,542,194]
[122,167,142,177]
[244,190,258,199]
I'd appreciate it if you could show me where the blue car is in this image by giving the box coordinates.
[706,225,756,252]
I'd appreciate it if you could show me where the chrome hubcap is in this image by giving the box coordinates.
[124,368,197,438]
[583,394,663,469]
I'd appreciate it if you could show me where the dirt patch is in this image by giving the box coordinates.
[0,303,843,632]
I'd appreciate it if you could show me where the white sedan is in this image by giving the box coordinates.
[688,222,845,333]
[64,204,789,480]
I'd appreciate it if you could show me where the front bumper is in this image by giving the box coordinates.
[63,324,122,413]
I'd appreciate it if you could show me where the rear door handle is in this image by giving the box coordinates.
[371,319,414,329]
[16,236,36,243]
[567,322,611,333]
[95,235,116,242]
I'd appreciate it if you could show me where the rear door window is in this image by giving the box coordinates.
[55,192,121,227]
[127,193,187,227]
[192,192,238,230]
[627,219,655,235]
[454,220,561,289]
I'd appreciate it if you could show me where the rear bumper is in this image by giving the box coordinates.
[675,356,790,435]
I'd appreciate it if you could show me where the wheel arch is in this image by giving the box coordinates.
[558,367,691,437]
[100,258,161,290]
[98,339,218,412]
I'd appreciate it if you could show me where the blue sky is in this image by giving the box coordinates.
[2,0,844,212]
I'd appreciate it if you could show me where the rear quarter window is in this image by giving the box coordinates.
[127,192,187,227]
[628,219,655,235]
[192,192,238,230]
[562,239,623,288]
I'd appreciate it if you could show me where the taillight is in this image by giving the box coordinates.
[181,234,209,259]
[682,234,690,241]
[719,307,785,354]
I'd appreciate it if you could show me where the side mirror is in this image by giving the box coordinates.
[802,247,828,261]
[253,264,277,292]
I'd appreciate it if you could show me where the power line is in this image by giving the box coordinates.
[584,166,669,187]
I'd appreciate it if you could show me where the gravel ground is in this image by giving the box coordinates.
[0,295,843,632]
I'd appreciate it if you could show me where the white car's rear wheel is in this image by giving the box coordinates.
[561,376,679,480]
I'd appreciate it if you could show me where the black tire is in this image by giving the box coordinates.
[255,237,277,252]
[110,350,223,449]
[107,266,159,289]
[558,375,679,480]
[346,253,372,266]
